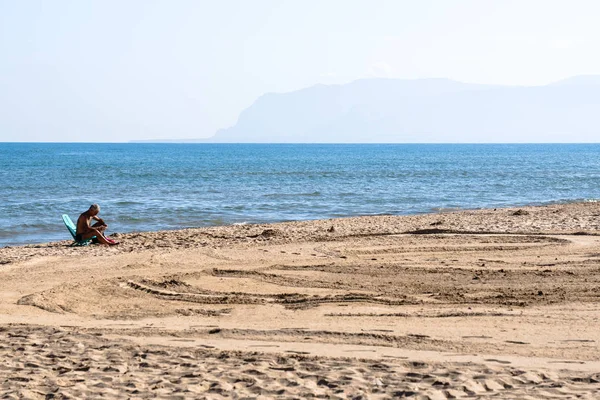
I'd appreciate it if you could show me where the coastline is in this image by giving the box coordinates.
[1,201,598,262]
[1,202,600,398]
[4,142,600,248]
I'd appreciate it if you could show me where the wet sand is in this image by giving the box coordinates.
[1,202,600,398]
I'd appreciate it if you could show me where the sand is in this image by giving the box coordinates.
[1,202,600,398]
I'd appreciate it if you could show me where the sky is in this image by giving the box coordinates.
[1,0,599,142]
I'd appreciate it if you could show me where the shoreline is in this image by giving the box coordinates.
[2,198,599,249]
[2,201,600,398]
[2,201,599,255]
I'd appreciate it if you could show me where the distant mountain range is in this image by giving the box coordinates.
[134,76,600,143]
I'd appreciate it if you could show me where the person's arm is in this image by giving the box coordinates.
[91,215,107,228]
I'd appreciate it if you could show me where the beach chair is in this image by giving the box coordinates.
[62,214,95,246]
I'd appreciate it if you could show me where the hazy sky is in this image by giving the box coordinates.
[1,0,599,142]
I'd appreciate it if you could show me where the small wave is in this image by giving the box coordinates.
[116,216,149,222]
[429,207,463,213]
[222,205,246,211]
[532,198,600,206]
[113,201,143,206]
[205,218,227,226]
[262,191,322,199]
[57,152,99,156]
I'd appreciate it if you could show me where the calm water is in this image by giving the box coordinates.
[1,143,599,246]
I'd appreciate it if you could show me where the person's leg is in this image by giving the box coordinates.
[81,229,114,245]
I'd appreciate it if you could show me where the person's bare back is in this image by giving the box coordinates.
[76,204,118,245]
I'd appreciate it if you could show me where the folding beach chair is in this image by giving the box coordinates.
[62,214,95,246]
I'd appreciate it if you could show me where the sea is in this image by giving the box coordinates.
[1,143,599,247]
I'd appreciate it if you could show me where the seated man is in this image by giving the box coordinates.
[76,204,118,245]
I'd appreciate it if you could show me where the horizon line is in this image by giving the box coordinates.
[2,142,600,145]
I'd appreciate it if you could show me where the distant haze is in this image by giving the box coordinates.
[139,76,600,143]
[2,1,600,142]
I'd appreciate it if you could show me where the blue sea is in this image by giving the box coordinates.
[1,143,599,247]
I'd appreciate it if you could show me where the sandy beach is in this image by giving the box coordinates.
[1,202,600,398]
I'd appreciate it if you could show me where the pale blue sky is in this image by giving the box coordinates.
[1,0,599,142]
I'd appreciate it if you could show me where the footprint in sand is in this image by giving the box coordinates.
[484,358,512,364]
[548,360,585,364]
[269,366,295,371]
[280,327,308,331]
[343,349,377,353]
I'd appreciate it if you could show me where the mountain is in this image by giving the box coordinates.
[549,75,600,86]
[200,76,599,143]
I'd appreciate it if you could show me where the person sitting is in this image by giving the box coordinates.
[76,204,118,245]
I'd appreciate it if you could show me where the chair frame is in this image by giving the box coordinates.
[62,214,96,246]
